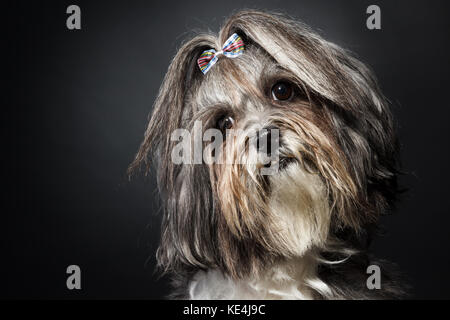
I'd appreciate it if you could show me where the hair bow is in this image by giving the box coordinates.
[197,33,245,74]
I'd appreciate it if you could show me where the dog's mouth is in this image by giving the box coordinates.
[264,156,297,171]
[259,156,298,191]
[278,157,297,170]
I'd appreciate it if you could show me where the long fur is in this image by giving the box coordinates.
[130,10,405,299]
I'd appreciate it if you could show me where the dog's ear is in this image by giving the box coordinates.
[129,35,215,183]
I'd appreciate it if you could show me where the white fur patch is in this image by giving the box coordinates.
[268,161,331,256]
[188,255,330,299]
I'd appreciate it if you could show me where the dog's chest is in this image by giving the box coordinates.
[187,258,320,299]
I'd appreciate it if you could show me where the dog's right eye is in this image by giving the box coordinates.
[217,115,234,133]
[271,81,294,101]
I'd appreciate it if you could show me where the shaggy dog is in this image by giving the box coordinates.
[130,10,404,299]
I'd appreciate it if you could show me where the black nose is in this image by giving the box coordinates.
[257,126,279,156]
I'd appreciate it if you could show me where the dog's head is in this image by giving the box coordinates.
[131,11,398,279]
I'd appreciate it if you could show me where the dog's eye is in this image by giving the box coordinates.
[271,82,294,101]
[217,115,234,132]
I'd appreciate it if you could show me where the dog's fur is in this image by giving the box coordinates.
[130,10,405,299]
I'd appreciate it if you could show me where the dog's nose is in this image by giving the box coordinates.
[257,126,279,156]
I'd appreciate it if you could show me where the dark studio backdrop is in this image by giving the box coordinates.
[4,0,450,299]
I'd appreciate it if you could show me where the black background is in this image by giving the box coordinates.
[4,0,450,299]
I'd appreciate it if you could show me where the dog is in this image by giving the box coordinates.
[130,10,405,299]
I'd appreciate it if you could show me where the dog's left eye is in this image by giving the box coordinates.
[217,115,234,133]
[271,82,294,101]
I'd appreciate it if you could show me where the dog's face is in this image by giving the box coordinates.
[131,11,398,279]
[194,46,336,258]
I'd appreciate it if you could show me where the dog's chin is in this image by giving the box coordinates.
[265,161,331,257]
[278,157,297,171]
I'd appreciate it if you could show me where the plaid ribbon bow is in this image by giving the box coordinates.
[197,33,245,74]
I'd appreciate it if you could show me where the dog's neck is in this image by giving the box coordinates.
[188,253,330,299]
